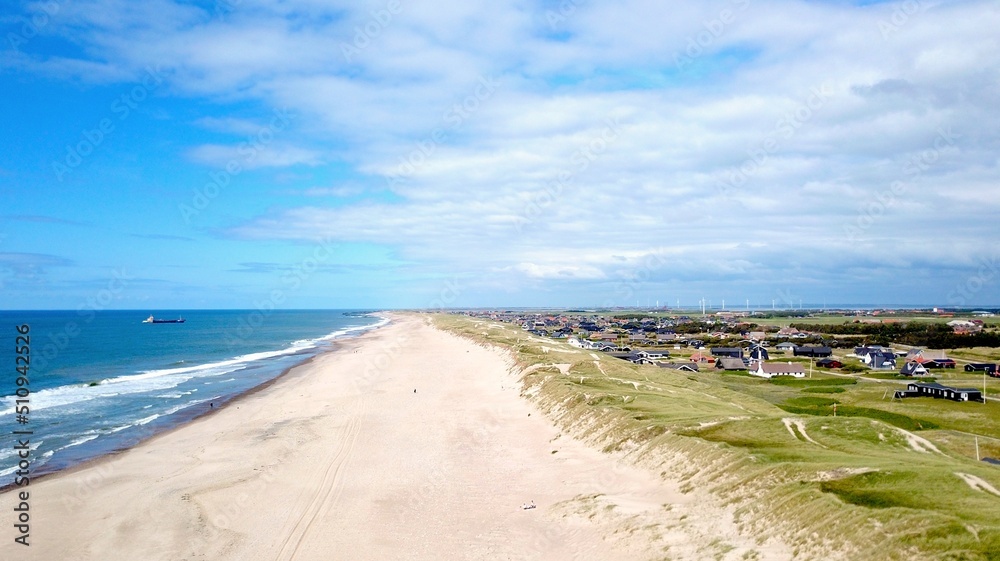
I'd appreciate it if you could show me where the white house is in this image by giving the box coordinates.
[750,361,806,379]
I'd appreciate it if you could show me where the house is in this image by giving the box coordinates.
[748,344,769,361]
[629,332,652,343]
[794,346,833,358]
[923,358,957,369]
[948,319,983,334]
[775,342,797,353]
[776,327,801,338]
[816,358,843,368]
[893,382,984,402]
[749,361,806,379]
[716,357,748,371]
[657,362,699,372]
[711,347,743,358]
[863,351,897,370]
[965,363,998,374]
[634,350,669,360]
[747,331,767,341]
[689,352,711,363]
[629,355,656,365]
[855,345,890,358]
[909,349,949,364]
[899,361,929,377]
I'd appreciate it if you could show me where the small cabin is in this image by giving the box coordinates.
[893,382,984,403]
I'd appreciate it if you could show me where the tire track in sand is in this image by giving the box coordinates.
[275,398,366,561]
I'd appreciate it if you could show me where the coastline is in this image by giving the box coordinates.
[3,350,323,494]
[0,312,794,560]
[1,313,389,491]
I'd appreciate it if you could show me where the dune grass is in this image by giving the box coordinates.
[433,313,1000,560]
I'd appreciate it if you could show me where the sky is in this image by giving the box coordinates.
[1,0,999,310]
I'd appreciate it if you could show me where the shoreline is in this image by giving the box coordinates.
[3,351,322,494]
[1,314,390,493]
[0,312,754,560]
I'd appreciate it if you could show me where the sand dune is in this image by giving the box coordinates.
[1,314,783,560]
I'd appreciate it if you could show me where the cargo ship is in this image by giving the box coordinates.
[142,315,186,324]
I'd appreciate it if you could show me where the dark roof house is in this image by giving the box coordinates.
[900,361,929,377]
[794,346,833,358]
[748,344,769,361]
[711,347,743,358]
[716,357,748,371]
[894,382,984,402]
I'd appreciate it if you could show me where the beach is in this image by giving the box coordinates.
[2,313,772,560]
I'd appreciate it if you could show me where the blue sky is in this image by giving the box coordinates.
[2,0,999,310]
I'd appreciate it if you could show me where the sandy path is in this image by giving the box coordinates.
[894,427,946,455]
[783,418,825,448]
[955,472,1000,497]
[1,314,689,561]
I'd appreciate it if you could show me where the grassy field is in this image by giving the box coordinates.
[434,313,1000,561]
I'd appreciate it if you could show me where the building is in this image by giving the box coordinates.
[794,346,833,358]
[863,351,897,370]
[711,347,743,358]
[748,344,769,361]
[657,362,699,372]
[716,357,748,371]
[899,361,929,377]
[689,352,711,363]
[749,361,806,379]
[923,358,957,369]
[893,382,984,402]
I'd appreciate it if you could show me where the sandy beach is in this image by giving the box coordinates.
[2,313,775,560]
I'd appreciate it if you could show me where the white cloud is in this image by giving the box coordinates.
[10,0,1000,304]
[185,143,323,169]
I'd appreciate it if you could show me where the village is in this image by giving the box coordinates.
[461,309,999,404]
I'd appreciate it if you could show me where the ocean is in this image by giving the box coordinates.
[0,309,385,485]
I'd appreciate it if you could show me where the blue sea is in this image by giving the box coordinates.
[0,310,385,485]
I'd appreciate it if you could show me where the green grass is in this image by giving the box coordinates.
[803,386,847,394]
[770,376,857,387]
[432,313,1000,560]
